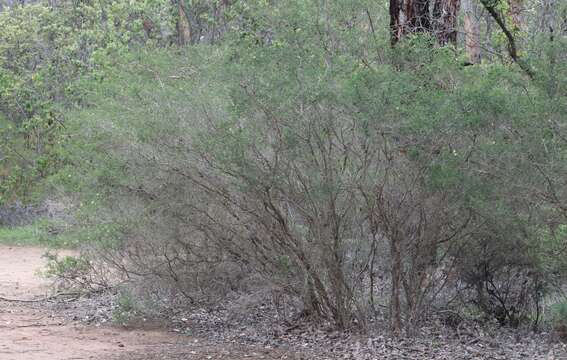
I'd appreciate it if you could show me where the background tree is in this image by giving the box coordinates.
[390,0,460,45]
[463,0,481,63]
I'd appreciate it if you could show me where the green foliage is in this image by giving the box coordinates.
[111,291,140,326]
[550,300,567,328]
[42,251,102,291]
[0,0,176,203]
[535,225,567,276]
[0,223,43,246]
[43,253,90,280]
[0,220,83,248]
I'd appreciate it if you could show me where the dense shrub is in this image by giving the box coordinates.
[0,201,45,226]
[25,0,567,333]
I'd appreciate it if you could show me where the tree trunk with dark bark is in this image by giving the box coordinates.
[432,0,460,45]
[389,0,460,46]
[479,0,535,78]
[406,0,432,34]
[390,0,402,45]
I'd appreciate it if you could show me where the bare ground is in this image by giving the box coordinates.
[0,246,309,360]
[1,246,566,360]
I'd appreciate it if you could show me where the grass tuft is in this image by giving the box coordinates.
[0,224,43,246]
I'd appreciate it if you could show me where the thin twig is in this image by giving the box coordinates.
[0,291,87,303]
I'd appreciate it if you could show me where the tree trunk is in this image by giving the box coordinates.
[463,0,481,63]
[177,0,192,45]
[563,7,567,35]
[390,0,403,45]
[479,0,534,78]
[507,0,523,31]
[405,0,431,34]
[432,0,460,45]
[390,0,430,45]
[389,0,460,46]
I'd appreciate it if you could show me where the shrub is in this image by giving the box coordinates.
[50,0,567,332]
[43,252,110,291]
[550,300,567,342]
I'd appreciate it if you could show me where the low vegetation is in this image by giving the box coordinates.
[1,0,567,352]
[0,223,43,246]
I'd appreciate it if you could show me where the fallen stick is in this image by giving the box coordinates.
[0,291,82,303]
[0,322,64,328]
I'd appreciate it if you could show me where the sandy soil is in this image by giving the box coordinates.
[0,246,306,360]
[1,246,564,360]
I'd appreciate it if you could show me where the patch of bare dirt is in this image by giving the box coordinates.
[1,246,565,360]
[0,246,56,299]
[0,246,311,360]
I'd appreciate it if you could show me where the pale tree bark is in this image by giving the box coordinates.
[463,0,481,63]
[507,0,523,31]
[538,0,556,33]
[177,0,192,45]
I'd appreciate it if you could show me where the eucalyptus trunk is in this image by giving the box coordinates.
[463,0,481,63]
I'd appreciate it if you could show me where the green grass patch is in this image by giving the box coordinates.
[0,220,81,248]
[0,224,43,246]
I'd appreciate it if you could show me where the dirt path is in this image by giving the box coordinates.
[0,247,307,360]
